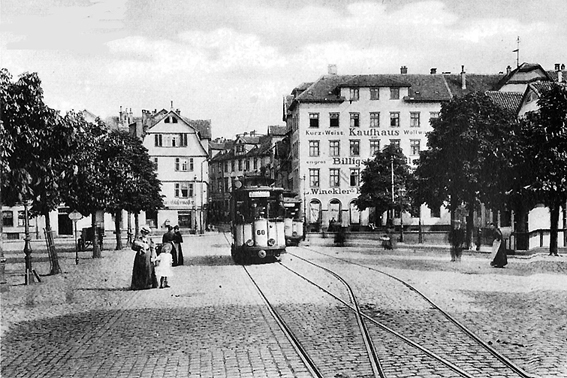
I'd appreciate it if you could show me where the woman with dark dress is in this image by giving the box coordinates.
[489,223,508,268]
[172,225,184,266]
[131,225,158,290]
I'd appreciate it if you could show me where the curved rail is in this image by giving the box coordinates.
[295,245,540,378]
[282,254,475,378]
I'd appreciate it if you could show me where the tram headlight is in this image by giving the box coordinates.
[267,238,275,246]
[245,239,254,247]
[258,250,267,258]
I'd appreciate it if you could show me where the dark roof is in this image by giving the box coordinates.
[485,91,523,113]
[268,125,287,136]
[180,117,211,139]
[547,70,567,83]
[291,73,503,105]
[443,74,504,97]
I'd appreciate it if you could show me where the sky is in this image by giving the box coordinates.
[1,0,566,139]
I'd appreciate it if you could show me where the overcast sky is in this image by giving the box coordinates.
[1,0,566,138]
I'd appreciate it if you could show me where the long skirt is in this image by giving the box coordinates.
[173,242,184,266]
[490,240,508,268]
[131,251,158,290]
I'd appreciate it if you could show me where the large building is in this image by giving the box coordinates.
[282,63,566,233]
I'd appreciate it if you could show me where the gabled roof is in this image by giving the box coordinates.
[443,74,504,97]
[181,117,212,139]
[268,125,287,136]
[495,62,553,90]
[485,91,523,113]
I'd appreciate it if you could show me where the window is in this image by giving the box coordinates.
[238,159,243,171]
[390,112,400,127]
[224,177,229,192]
[18,211,25,227]
[390,87,400,99]
[329,113,340,128]
[370,140,380,156]
[236,144,245,154]
[309,140,320,157]
[224,161,229,172]
[253,158,258,170]
[370,88,380,100]
[329,140,340,157]
[189,158,194,171]
[430,205,441,218]
[430,112,440,125]
[350,169,360,186]
[2,211,13,227]
[175,158,180,171]
[180,133,188,146]
[349,88,359,101]
[410,112,421,127]
[181,159,188,171]
[175,182,193,198]
[329,168,340,187]
[309,113,319,128]
[309,169,320,187]
[390,139,401,148]
[154,134,163,147]
[370,112,380,127]
[350,140,360,156]
[410,139,421,156]
[231,160,235,172]
[245,159,250,171]
[350,113,360,127]
[153,158,158,170]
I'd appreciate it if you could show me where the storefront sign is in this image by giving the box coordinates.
[309,187,360,195]
[164,199,194,207]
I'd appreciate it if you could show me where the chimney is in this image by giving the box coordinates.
[555,63,561,71]
[562,64,566,70]
[328,64,337,75]
[400,66,408,75]
[461,65,466,90]
[559,71,564,83]
[506,65,512,75]
[430,68,437,74]
[170,100,174,110]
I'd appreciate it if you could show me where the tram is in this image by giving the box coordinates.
[230,181,286,263]
[282,191,303,246]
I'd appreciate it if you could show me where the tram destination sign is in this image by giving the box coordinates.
[248,191,270,198]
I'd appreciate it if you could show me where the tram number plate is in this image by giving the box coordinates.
[249,191,270,198]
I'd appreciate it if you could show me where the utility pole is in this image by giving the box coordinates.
[390,155,395,227]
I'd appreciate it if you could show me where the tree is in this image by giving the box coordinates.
[102,130,163,250]
[516,83,567,255]
[414,92,516,247]
[1,69,78,275]
[60,112,110,258]
[356,144,414,227]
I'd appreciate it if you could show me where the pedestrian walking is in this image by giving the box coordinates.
[488,223,507,268]
[172,225,184,266]
[154,242,173,288]
[131,225,158,290]
[162,225,178,265]
[448,220,465,262]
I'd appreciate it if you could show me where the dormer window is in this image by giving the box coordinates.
[349,88,359,101]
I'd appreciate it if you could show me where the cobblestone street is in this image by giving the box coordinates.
[1,233,566,377]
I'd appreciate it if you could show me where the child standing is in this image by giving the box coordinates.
[154,242,173,288]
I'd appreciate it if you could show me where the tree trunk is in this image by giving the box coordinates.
[550,201,560,255]
[43,211,62,275]
[134,213,139,239]
[92,213,101,258]
[114,210,123,250]
[466,203,474,249]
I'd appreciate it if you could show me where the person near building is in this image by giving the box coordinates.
[162,225,178,265]
[172,225,184,266]
[154,242,173,288]
[131,225,158,290]
[488,223,507,268]
[448,220,465,262]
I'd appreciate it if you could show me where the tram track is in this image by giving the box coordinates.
[291,245,540,378]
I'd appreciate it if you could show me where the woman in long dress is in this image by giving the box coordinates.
[173,225,184,266]
[131,225,158,290]
[489,223,508,268]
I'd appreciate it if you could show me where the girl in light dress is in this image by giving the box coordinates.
[154,242,174,288]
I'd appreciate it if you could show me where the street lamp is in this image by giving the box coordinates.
[390,155,395,228]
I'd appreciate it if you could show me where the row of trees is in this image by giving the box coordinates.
[1,69,163,274]
[357,84,567,254]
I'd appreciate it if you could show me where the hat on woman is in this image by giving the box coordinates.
[140,225,151,234]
